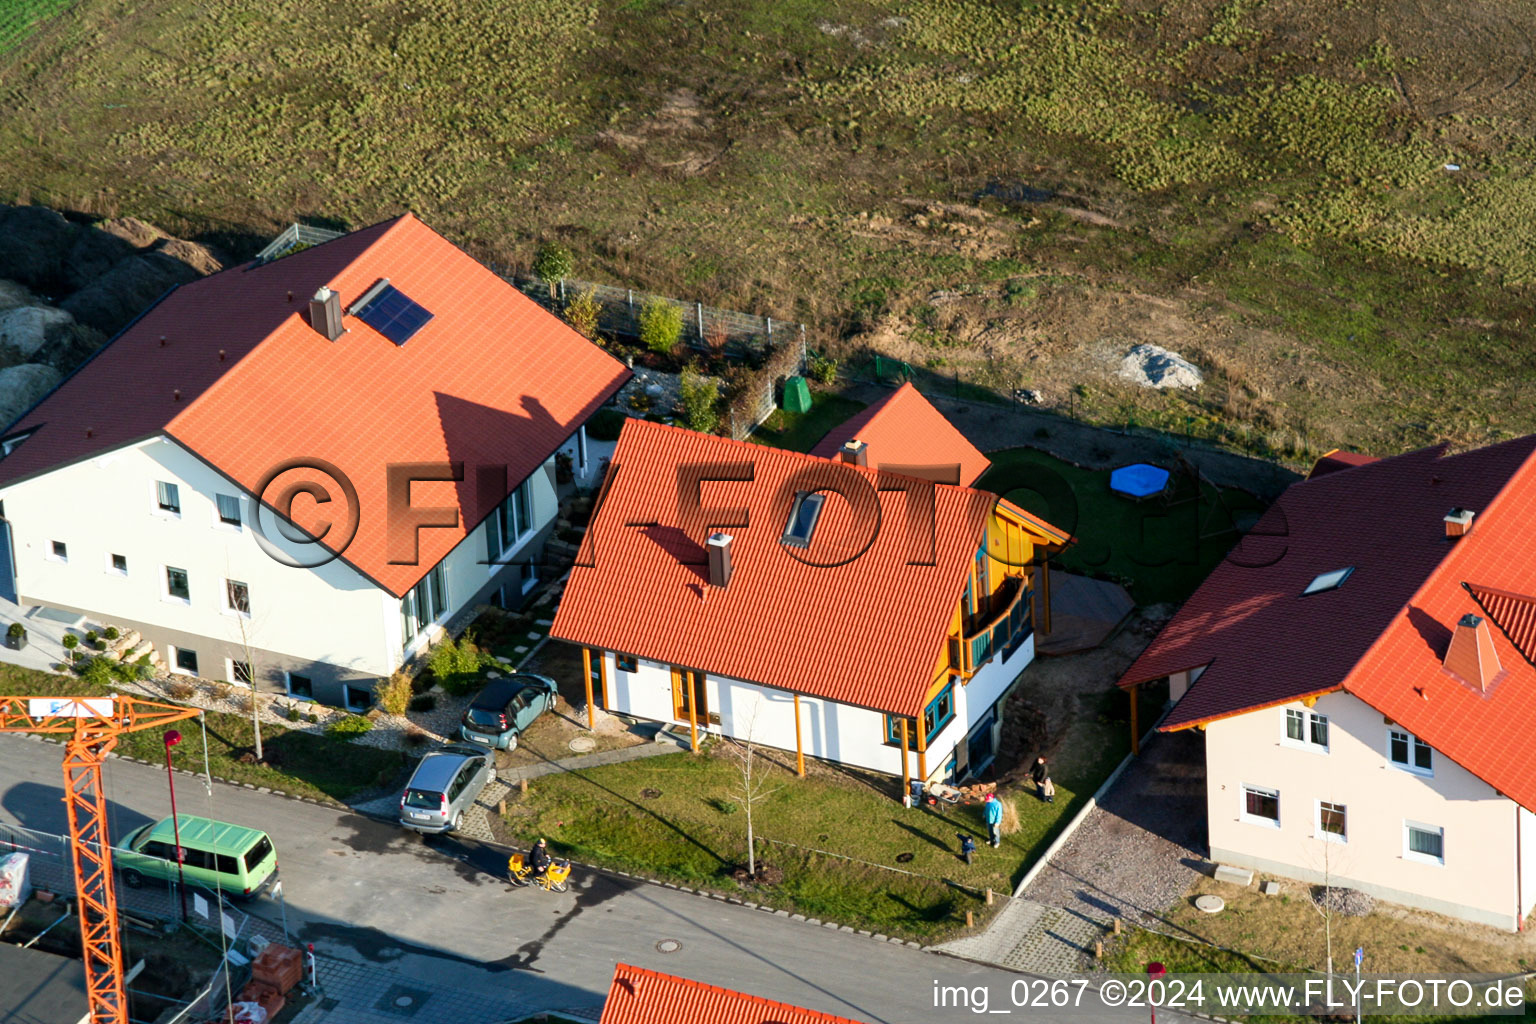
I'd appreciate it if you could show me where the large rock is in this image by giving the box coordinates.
[0,280,34,311]
[60,251,200,334]
[0,206,78,294]
[0,363,64,429]
[0,305,75,362]
[1118,343,1204,390]
[62,224,140,292]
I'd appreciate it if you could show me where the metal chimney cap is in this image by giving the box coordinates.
[313,285,335,301]
[708,533,733,545]
[1458,613,1484,629]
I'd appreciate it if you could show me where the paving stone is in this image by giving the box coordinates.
[1214,864,1255,887]
[823,921,839,929]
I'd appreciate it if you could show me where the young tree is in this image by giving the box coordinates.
[679,364,720,434]
[533,243,574,299]
[227,558,266,762]
[722,707,782,879]
[564,285,601,340]
[639,298,683,355]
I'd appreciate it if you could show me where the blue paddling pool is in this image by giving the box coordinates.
[1110,463,1171,500]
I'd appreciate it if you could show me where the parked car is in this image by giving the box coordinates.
[115,815,278,899]
[399,744,496,833]
[459,674,559,751]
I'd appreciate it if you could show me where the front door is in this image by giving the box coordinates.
[670,667,707,723]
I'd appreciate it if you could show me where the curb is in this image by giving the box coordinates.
[1012,704,1173,899]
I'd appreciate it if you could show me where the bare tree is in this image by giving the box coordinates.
[1303,798,1354,985]
[722,706,782,878]
[226,557,264,762]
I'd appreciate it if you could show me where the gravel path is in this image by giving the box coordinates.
[1021,728,1208,928]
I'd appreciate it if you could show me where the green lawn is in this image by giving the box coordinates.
[0,0,70,54]
[976,447,1269,606]
[0,663,405,802]
[747,392,866,454]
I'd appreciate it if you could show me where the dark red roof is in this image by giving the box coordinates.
[1121,436,1536,811]
[0,214,630,597]
[808,382,991,486]
[599,963,869,1024]
[552,417,1006,717]
[1307,448,1379,479]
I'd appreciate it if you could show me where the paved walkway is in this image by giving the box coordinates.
[935,896,1102,974]
[0,592,78,673]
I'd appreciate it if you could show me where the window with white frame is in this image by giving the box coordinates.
[48,541,67,562]
[156,481,181,515]
[164,566,190,603]
[1284,708,1329,750]
[1404,822,1444,865]
[225,579,251,616]
[1389,728,1433,774]
[171,647,199,676]
[230,660,253,686]
[1316,801,1347,842]
[1241,785,1280,827]
[215,494,242,528]
[108,553,128,575]
[485,479,534,562]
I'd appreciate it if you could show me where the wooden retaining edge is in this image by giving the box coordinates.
[1012,703,1173,899]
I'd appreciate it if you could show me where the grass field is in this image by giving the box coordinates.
[747,391,866,453]
[4,0,1536,459]
[977,446,1266,605]
[0,0,70,54]
[0,663,405,802]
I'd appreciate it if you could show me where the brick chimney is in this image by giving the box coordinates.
[840,439,868,466]
[706,533,733,589]
[1444,508,1475,539]
[308,286,343,341]
[1443,612,1502,692]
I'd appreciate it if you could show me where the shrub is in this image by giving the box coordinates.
[639,298,683,355]
[427,634,488,696]
[627,390,653,412]
[103,626,120,641]
[555,451,574,484]
[93,639,107,651]
[587,407,627,442]
[326,714,373,740]
[999,799,1021,836]
[564,285,601,340]
[409,693,437,712]
[234,694,254,714]
[7,623,24,639]
[166,679,197,700]
[679,364,720,434]
[123,656,154,682]
[305,712,319,723]
[286,707,301,722]
[62,635,79,650]
[85,631,98,644]
[376,671,414,716]
[807,353,839,385]
[209,682,232,700]
[80,657,114,687]
[533,243,574,295]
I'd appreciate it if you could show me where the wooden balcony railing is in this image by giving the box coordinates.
[949,574,1032,677]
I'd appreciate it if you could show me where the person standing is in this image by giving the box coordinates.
[983,793,1003,848]
[1030,756,1054,803]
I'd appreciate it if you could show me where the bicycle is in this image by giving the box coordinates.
[507,852,571,893]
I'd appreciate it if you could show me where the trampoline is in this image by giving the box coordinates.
[1110,462,1172,501]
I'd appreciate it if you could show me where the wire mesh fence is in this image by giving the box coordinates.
[255,223,347,263]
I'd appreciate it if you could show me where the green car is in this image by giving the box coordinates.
[115,815,278,900]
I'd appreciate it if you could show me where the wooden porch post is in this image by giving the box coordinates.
[581,647,594,730]
[1041,559,1052,635]
[687,671,699,753]
[916,719,928,783]
[899,718,911,804]
[793,693,806,778]
[1130,681,1140,756]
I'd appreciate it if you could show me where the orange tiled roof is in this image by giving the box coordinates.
[808,382,991,486]
[0,214,630,597]
[1122,436,1536,812]
[599,963,870,1024]
[1307,448,1379,479]
[551,418,1006,717]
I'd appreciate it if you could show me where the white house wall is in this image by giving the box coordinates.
[1205,689,1519,930]
[1521,806,1536,923]
[2,437,394,682]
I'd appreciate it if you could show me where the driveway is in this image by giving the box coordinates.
[0,733,1200,1024]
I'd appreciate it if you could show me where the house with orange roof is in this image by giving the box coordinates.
[0,214,629,708]
[599,962,869,1024]
[551,389,1069,785]
[1119,437,1536,930]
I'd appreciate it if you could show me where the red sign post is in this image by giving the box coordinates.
[1147,961,1167,1024]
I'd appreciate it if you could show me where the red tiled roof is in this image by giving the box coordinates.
[599,963,870,1024]
[0,214,630,597]
[1120,436,1536,811]
[808,382,991,486]
[1307,448,1379,479]
[551,418,1006,717]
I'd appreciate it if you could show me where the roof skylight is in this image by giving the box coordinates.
[1303,567,1354,595]
[781,491,826,549]
[351,279,434,346]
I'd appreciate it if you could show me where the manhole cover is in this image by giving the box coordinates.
[1195,894,1226,914]
[656,938,682,954]
[568,736,597,753]
[895,852,914,863]
[395,996,415,1008]
[374,984,431,1017]
[640,787,662,799]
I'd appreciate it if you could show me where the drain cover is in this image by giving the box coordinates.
[375,984,431,1017]
[1195,894,1226,914]
[568,735,597,753]
[655,938,682,954]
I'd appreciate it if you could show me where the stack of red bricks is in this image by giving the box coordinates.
[235,943,304,1020]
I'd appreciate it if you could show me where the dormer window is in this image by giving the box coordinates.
[781,491,825,549]
[1303,567,1354,595]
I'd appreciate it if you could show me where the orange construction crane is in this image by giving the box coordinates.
[1,695,203,1024]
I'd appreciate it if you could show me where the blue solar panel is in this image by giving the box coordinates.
[356,284,434,345]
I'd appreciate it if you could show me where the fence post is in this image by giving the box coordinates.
[696,302,705,344]
[627,289,633,316]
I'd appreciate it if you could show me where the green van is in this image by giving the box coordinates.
[114,815,278,900]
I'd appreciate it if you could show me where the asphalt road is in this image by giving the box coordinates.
[0,733,1193,1023]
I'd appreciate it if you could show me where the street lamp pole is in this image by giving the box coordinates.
[163,729,187,922]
